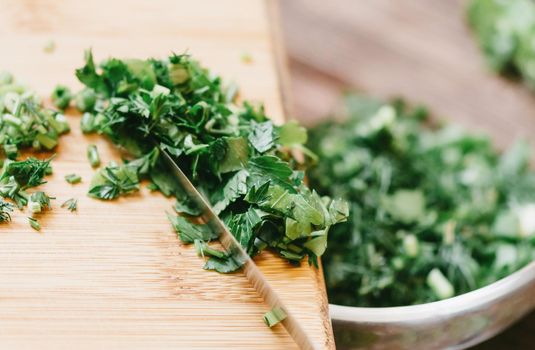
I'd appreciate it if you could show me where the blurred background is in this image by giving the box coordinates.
[279,0,535,151]
[278,1,535,348]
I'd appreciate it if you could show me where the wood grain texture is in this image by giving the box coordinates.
[0,0,333,349]
[278,0,535,348]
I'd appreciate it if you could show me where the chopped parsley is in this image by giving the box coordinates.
[88,162,139,200]
[74,50,348,271]
[308,95,535,306]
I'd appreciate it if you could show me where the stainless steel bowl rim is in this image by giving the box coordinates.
[329,259,535,324]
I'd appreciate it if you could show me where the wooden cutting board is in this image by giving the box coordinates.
[0,0,333,348]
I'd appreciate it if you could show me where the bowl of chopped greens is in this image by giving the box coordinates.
[308,95,535,349]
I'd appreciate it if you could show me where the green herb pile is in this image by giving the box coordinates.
[0,72,71,229]
[74,50,348,272]
[0,156,54,229]
[0,71,69,159]
[308,95,535,307]
[468,0,535,88]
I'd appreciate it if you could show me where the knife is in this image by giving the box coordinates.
[160,149,320,350]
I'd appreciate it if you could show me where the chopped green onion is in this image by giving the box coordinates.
[75,89,97,112]
[28,191,53,213]
[263,307,287,328]
[28,217,41,231]
[35,133,58,150]
[427,268,454,300]
[80,112,96,133]
[0,73,69,156]
[51,85,72,110]
[194,239,227,259]
[87,144,100,168]
[64,173,82,184]
[28,198,41,213]
[403,234,419,257]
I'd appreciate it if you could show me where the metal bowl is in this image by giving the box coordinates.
[329,260,535,349]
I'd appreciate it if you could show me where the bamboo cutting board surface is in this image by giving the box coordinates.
[0,0,333,348]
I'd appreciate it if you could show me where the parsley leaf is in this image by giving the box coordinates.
[248,121,274,153]
[167,214,218,243]
[88,163,139,200]
[203,256,242,273]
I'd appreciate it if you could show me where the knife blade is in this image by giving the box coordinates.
[160,148,319,350]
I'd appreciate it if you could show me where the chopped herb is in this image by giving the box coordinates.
[80,112,96,133]
[263,307,287,328]
[51,85,72,110]
[61,198,77,212]
[174,192,201,216]
[203,255,242,273]
[28,191,54,213]
[194,239,227,259]
[87,144,100,168]
[75,88,97,112]
[0,157,54,209]
[64,173,82,184]
[1,156,53,189]
[0,176,28,208]
[74,50,348,270]
[28,217,41,231]
[309,95,535,306]
[0,199,13,222]
[0,73,69,158]
[88,162,139,200]
[427,268,455,300]
[167,214,218,243]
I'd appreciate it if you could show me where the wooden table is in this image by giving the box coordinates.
[0,1,333,348]
[278,0,535,348]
